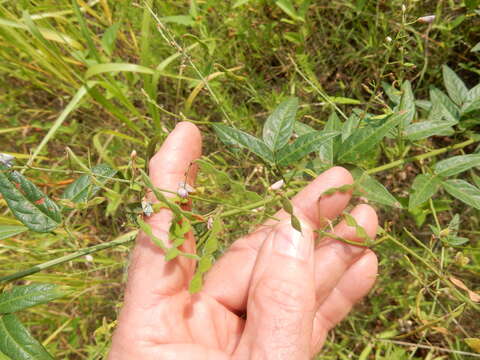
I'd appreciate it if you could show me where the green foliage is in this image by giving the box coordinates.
[0,284,65,314]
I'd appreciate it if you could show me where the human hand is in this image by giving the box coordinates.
[109,122,378,359]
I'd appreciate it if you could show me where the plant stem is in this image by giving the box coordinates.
[367,138,475,175]
[0,230,138,284]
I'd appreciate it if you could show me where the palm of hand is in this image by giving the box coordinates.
[109,123,378,360]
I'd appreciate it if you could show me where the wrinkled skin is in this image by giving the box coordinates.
[109,122,379,359]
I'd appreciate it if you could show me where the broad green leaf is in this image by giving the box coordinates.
[461,84,480,115]
[433,154,480,177]
[337,113,401,163]
[352,169,401,208]
[0,226,28,241]
[461,99,480,115]
[443,179,480,210]
[319,112,341,166]
[382,81,401,104]
[443,236,469,246]
[0,164,61,233]
[428,87,460,123]
[404,120,454,140]
[275,131,338,166]
[62,164,117,203]
[408,174,442,210]
[0,314,53,360]
[293,121,315,136]
[0,284,65,314]
[442,65,468,106]
[0,349,12,360]
[262,97,299,152]
[398,80,416,127]
[213,124,274,163]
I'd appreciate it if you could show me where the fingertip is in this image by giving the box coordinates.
[327,166,354,185]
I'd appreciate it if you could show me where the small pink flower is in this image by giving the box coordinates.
[418,15,435,23]
[269,179,285,191]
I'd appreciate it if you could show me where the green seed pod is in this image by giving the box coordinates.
[291,215,302,233]
[280,196,293,215]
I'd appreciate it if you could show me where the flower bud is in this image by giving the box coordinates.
[177,187,189,198]
[418,15,435,24]
[386,36,393,43]
[269,179,285,191]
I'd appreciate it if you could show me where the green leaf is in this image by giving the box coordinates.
[85,63,155,78]
[319,112,342,166]
[275,0,304,22]
[0,164,61,233]
[341,113,359,141]
[398,80,416,127]
[101,23,120,56]
[443,179,480,210]
[0,349,12,360]
[0,284,66,314]
[404,120,455,140]
[0,314,53,360]
[275,131,339,166]
[159,15,195,26]
[433,154,480,177]
[337,113,401,163]
[0,226,28,241]
[262,97,299,152]
[428,87,460,123]
[461,84,480,115]
[442,236,469,246]
[352,169,401,208]
[62,164,117,203]
[408,174,442,210]
[213,124,274,163]
[293,121,315,136]
[442,65,468,106]
[472,41,480,52]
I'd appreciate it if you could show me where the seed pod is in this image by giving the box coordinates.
[280,196,293,215]
[291,215,302,233]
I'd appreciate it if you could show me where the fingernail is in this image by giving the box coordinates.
[274,222,312,260]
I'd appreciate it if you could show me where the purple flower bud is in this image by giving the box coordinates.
[418,15,435,23]
[177,187,189,198]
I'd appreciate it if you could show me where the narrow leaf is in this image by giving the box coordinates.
[433,154,480,177]
[0,284,66,314]
[443,179,480,209]
[337,113,401,163]
[398,80,416,127]
[341,113,359,141]
[0,226,28,241]
[262,97,299,151]
[404,120,454,141]
[442,65,468,106]
[0,314,53,360]
[408,174,442,210]
[275,131,339,166]
[0,164,61,233]
[319,112,341,166]
[213,124,274,163]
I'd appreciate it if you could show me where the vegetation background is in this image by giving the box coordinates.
[0,0,479,359]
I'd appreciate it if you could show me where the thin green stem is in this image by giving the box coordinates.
[367,138,475,175]
[0,231,138,284]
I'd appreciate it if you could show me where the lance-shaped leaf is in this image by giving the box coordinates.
[0,226,28,241]
[442,65,468,106]
[408,174,442,210]
[337,113,401,163]
[428,87,460,123]
[404,120,455,141]
[213,124,274,163]
[319,112,342,166]
[398,80,416,127]
[443,179,480,210]
[352,168,401,208]
[275,131,339,166]
[262,97,299,151]
[0,284,66,314]
[433,154,480,177]
[461,83,480,115]
[0,314,53,360]
[62,164,117,203]
[0,164,61,233]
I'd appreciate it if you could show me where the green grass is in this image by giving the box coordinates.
[0,0,479,358]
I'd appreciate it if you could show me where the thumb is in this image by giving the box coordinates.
[233,219,316,360]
